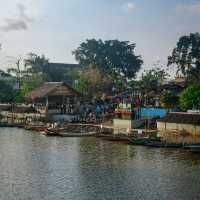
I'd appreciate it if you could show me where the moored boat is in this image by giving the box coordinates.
[184,144,200,152]
[146,141,182,148]
[0,122,15,128]
[45,127,97,137]
[45,130,61,137]
[24,125,48,132]
[101,134,131,142]
[129,137,159,146]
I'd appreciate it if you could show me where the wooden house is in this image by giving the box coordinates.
[26,82,81,121]
[157,112,200,144]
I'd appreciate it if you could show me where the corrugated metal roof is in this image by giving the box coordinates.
[158,112,200,125]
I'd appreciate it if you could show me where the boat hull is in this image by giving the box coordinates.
[101,135,131,142]
[146,141,182,148]
[184,145,200,152]
[130,138,159,146]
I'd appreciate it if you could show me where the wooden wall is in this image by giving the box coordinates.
[157,122,200,144]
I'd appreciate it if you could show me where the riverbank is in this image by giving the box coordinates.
[1,122,199,151]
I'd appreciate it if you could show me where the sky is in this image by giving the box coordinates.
[0,0,200,73]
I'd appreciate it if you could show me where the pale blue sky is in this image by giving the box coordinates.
[0,0,200,73]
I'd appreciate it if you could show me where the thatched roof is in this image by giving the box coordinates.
[26,82,80,100]
[158,112,200,125]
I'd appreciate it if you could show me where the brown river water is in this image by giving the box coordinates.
[0,128,200,200]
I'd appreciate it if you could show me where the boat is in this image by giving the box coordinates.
[45,130,62,137]
[0,122,15,128]
[146,141,182,148]
[101,134,131,142]
[24,125,48,132]
[129,137,160,146]
[96,133,112,138]
[15,124,24,128]
[184,144,200,152]
[46,132,97,137]
[45,127,97,137]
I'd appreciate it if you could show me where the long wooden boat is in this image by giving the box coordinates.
[146,141,182,148]
[46,132,63,137]
[96,133,112,138]
[130,137,159,146]
[184,144,200,152]
[101,135,131,142]
[0,123,16,128]
[45,128,97,137]
[46,132,97,137]
[24,125,48,132]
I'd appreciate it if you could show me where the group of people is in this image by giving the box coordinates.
[79,104,114,124]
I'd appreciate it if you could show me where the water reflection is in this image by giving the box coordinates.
[0,128,200,200]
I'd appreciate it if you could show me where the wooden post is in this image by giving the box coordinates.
[62,95,64,114]
[45,96,49,122]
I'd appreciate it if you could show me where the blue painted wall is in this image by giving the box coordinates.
[140,108,169,118]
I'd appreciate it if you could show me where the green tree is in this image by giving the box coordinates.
[7,54,49,102]
[74,65,113,98]
[0,80,16,102]
[24,53,49,81]
[161,91,179,109]
[168,32,200,84]
[73,39,143,79]
[140,68,169,104]
[141,68,168,93]
[64,67,80,86]
[187,65,200,85]
[7,58,25,89]
[15,81,38,103]
[180,85,200,109]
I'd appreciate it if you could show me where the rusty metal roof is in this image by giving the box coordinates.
[158,112,200,125]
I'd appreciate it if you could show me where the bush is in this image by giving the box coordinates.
[180,85,200,109]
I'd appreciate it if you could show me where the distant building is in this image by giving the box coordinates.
[48,63,80,84]
[160,75,186,95]
[175,75,186,87]
[157,112,200,144]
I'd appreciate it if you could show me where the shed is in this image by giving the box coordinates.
[157,112,200,144]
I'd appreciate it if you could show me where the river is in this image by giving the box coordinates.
[0,128,200,200]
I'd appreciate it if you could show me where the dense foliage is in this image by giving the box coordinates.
[24,53,49,81]
[0,80,17,102]
[168,32,200,84]
[141,68,169,95]
[1,34,199,109]
[180,85,200,109]
[7,54,49,102]
[73,39,143,79]
[74,65,113,98]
